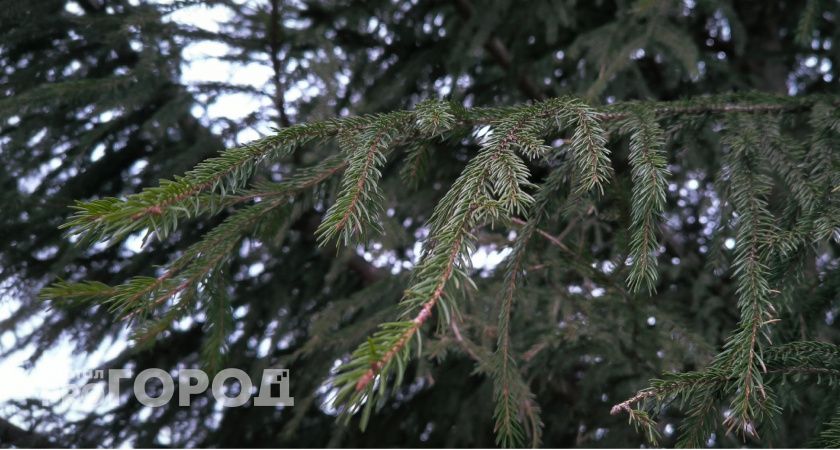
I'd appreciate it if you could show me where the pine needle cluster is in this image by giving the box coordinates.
[43,92,840,447]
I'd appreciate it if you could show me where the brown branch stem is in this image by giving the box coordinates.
[452,0,546,101]
[269,0,291,128]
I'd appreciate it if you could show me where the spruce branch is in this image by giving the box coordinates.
[795,0,823,46]
[614,341,840,445]
[493,233,534,449]
[201,270,233,373]
[42,91,840,447]
[317,112,413,245]
[622,108,669,293]
[716,115,779,437]
[626,408,662,447]
[675,390,722,449]
[398,141,433,189]
[331,100,576,428]
[561,99,612,194]
[760,124,820,214]
[817,406,840,448]
[611,370,729,416]
[331,160,490,425]
[492,306,544,449]
[808,102,840,242]
[43,155,346,334]
[764,341,840,375]
[490,159,572,448]
[47,198,288,322]
[62,119,352,245]
[414,99,457,137]
[598,93,835,121]
[56,93,836,250]
[612,370,728,447]
[330,197,481,429]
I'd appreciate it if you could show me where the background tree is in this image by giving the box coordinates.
[2,0,840,447]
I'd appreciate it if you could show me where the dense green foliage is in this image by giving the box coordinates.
[3,0,840,448]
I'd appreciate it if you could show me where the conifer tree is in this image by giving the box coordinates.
[3,0,840,447]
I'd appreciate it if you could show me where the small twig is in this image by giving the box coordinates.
[522,341,548,362]
[268,0,290,128]
[452,0,546,101]
[510,217,573,253]
[450,319,481,362]
[610,389,658,415]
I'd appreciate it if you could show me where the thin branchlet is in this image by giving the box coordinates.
[622,108,669,293]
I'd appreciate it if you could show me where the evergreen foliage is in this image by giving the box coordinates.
[44,92,840,447]
[4,0,840,448]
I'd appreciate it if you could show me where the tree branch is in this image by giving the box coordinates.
[269,0,291,128]
[0,417,58,448]
[452,0,546,101]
